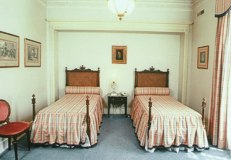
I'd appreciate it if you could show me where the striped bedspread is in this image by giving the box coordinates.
[31,94,103,146]
[131,95,209,149]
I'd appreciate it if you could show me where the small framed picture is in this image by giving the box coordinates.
[197,45,209,69]
[24,38,41,67]
[0,31,19,67]
[112,46,127,64]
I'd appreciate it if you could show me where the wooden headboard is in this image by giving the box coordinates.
[135,66,169,88]
[65,65,100,86]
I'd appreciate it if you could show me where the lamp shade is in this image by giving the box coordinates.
[108,0,135,20]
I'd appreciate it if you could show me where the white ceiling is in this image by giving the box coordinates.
[38,0,200,23]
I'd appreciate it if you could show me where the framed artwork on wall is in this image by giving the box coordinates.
[112,46,127,64]
[24,38,41,67]
[197,45,209,69]
[0,31,20,67]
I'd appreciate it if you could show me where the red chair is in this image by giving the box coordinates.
[0,99,31,160]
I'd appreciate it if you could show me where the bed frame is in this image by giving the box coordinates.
[135,66,169,140]
[65,65,100,87]
[135,66,169,88]
[32,65,100,146]
[134,66,206,142]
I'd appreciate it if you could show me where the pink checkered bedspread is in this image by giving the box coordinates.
[31,94,103,146]
[131,95,209,149]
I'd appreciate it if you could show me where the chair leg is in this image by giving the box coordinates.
[13,137,18,160]
[8,137,11,150]
[26,130,31,151]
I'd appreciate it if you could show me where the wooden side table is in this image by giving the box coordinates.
[108,95,127,117]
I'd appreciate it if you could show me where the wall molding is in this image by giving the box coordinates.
[41,0,192,11]
[49,21,190,33]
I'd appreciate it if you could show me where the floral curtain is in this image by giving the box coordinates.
[209,1,231,149]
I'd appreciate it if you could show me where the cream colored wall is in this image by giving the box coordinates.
[189,0,217,129]
[57,31,181,113]
[0,0,47,153]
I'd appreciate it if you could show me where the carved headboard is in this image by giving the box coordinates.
[65,65,100,86]
[135,66,169,88]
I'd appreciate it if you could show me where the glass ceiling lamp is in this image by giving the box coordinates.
[108,0,135,21]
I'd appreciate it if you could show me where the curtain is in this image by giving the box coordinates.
[209,1,231,149]
[218,13,231,149]
[215,0,231,16]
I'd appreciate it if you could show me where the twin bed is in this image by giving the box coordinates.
[30,65,209,152]
[30,66,103,147]
[131,66,209,152]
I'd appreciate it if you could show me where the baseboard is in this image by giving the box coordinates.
[0,138,8,155]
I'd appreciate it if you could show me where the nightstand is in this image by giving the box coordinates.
[108,94,127,117]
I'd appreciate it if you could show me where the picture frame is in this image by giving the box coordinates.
[24,38,41,67]
[0,31,19,67]
[197,45,209,69]
[112,46,127,64]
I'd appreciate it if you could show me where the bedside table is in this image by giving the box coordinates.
[108,94,127,117]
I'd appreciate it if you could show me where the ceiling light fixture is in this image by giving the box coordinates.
[108,0,135,21]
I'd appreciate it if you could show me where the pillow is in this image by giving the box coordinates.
[135,87,170,96]
[65,86,100,95]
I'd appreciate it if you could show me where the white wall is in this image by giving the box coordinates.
[57,31,181,113]
[0,0,47,153]
[189,0,217,129]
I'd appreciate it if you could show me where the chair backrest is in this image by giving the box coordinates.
[0,99,11,124]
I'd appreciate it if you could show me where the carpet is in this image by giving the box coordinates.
[0,115,230,160]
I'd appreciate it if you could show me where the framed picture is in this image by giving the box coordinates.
[197,45,209,69]
[112,46,127,64]
[0,31,19,67]
[24,38,41,67]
